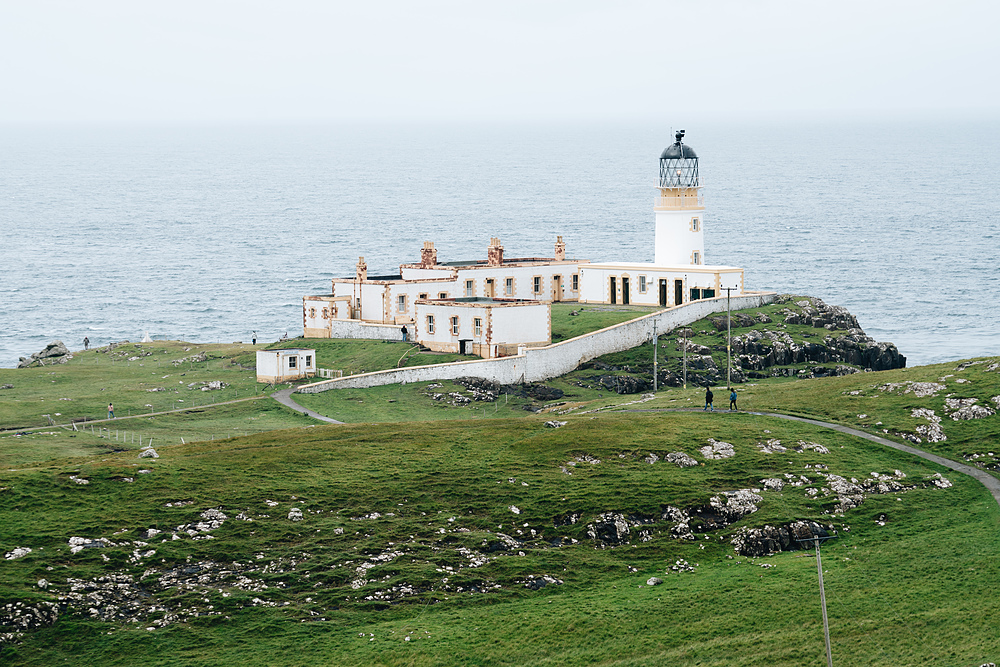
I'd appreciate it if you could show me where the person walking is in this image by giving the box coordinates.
[729,388,738,411]
[83,336,90,350]
[401,325,408,342]
[704,386,714,411]
[108,403,115,419]
[252,331,257,345]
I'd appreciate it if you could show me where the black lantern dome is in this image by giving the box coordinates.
[659,129,700,188]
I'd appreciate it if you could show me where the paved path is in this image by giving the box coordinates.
[271,387,343,424]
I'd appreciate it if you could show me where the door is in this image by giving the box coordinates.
[485,279,495,298]
[674,279,683,306]
[609,277,617,304]
[552,275,561,302]
[659,279,667,307]
[622,277,630,305]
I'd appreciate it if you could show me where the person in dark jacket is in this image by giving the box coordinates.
[729,388,738,411]
[704,386,714,411]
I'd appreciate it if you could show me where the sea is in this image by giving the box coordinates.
[1,119,997,369]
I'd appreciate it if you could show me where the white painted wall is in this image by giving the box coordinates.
[326,320,407,341]
[257,349,316,383]
[297,292,774,392]
[415,300,550,353]
[579,263,743,306]
[655,208,705,266]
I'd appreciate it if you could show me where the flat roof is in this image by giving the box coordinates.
[584,261,742,272]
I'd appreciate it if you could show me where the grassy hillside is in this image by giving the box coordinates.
[1,411,998,665]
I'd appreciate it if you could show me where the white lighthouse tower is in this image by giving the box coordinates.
[654,130,705,266]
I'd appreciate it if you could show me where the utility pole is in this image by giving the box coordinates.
[723,286,736,388]
[652,319,658,392]
[796,533,837,667]
[682,326,688,389]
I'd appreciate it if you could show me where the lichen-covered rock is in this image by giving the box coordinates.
[139,448,159,458]
[700,438,735,459]
[666,452,698,468]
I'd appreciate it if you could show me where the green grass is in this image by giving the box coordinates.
[550,303,658,343]
[266,338,468,375]
[1,412,997,665]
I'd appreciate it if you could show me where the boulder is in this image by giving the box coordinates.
[139,448,159,459]
[17,341,71,368]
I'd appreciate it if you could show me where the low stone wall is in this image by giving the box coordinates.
[326,320,405,341]
[298,292,775,394]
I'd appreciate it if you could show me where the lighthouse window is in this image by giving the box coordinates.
[426,315,435,334]
[533,276,541,293]
[397,295,406,312]
[692,217,700,231]
[639,275,647,293]
[474,317,482,336]
[505,277,514,296]
[465,280,474,297]
[451,316,460,335]
[692,251,701,265]
[572,274,579,291]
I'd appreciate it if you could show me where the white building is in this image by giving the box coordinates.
[415,297,549,358]
[303,131,745,356]
[304,236,584,338]
[256,348,316,384]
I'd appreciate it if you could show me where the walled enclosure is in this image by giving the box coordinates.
[297,291,775,393]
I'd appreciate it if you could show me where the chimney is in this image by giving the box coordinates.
[356,256,367,281]
[420,241,438,268]
[487,237,504,267]
[554,235,566,261]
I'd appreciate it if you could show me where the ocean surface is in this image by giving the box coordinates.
[1,120,997,369]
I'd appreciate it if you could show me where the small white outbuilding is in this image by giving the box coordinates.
[256,348,316,384]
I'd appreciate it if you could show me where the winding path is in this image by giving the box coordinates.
[749,411,1000,508]
[270,387,343,424]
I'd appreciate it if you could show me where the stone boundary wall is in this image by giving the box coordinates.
[325,320,405,341]
[297,291,775,394]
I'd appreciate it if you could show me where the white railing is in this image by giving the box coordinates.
[654,193,704,209]
[318,368,343,379]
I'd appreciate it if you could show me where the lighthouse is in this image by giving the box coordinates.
[654,130,705,266]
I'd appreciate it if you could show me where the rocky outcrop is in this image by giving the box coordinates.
[731,520,830,557]
[17,341,72,368]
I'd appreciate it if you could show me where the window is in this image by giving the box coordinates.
[690,288,701,301]
[572,274,579,291]
[397,295,406,312]
[533,276,541,293]
[474,317,482,336]
[426,315,435,334]
[702,288,716,298]
[309,307,316,318]
[419,293,428,300]
[439,292,448,299]
[505,277,513,296]
[692,217,700,232]
[288,356,297,368]
[692,251,701,265]
[305,355,312,368]
[639,275,647,293]
[451,316,459,335]
[322,307,328,319]
[465,280,474,297]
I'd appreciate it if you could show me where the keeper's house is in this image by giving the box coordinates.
[256,348,316,384]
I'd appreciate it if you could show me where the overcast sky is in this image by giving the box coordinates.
[2,0,997,123]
